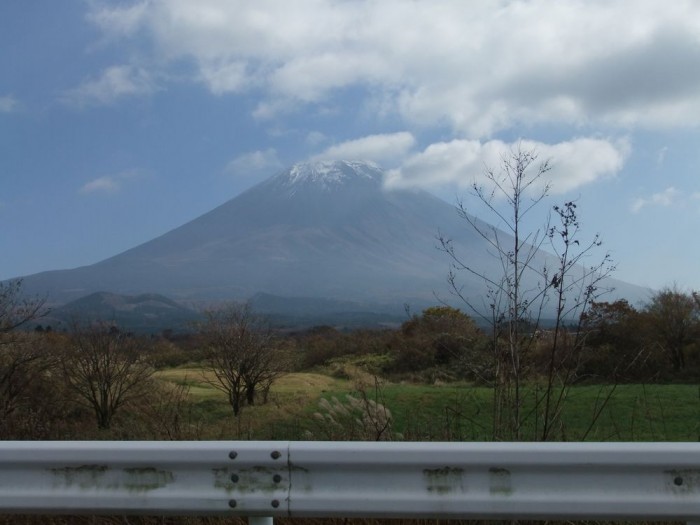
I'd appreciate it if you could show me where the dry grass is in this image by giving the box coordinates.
[155,368,342,399]
[151,369,349,439]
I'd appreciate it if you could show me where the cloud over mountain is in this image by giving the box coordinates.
[386,138,628,194]
[312,132,416,166]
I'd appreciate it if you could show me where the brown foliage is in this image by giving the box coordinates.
[643,286,699,372]
[390,306,487,379]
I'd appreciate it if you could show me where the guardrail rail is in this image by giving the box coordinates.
[0,441,698,522]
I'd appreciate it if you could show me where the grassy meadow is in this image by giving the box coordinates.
[155,367,699,442]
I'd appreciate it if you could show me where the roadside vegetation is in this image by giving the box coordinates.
[1,279,698,442]
[2,280,698,525]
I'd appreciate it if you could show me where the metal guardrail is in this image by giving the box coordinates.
[0,441,698,521]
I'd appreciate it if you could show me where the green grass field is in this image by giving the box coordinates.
[375,383,700,441]
[156,368,699,441]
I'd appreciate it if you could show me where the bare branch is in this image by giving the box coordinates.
[199,302,284,416]
[62,322,153,430]
[0,280,49,335]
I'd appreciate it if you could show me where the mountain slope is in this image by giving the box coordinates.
[18,160,648,312]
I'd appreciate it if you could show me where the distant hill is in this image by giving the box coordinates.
[38,292,202,333]
[17,160,650,318]
[34,291,408,333]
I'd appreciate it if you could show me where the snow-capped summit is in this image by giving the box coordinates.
[272,160,383,195]
[287,160,381,184]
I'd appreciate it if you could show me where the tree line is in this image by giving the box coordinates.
[0,276,697,441]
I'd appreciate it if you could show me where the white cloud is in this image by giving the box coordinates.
[0,95,18,113]
[79,169,146,195]
[80,176,120,195]
[200,61,249,95]
[524,137,630,193]
[89,1,700,133]
[386,138,628,194]
[251,99,298,121]
[225,149,283,177]
[312,132,415,166]
[63,65,155,106]
[631,186,681,213]
[88,1,148,37]
[656,146,669,166]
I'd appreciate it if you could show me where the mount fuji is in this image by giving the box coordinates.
[17,160,647,316]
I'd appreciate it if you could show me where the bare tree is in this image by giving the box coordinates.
[439,147,551,439]
[0,279,48,335]
[0,333,61,437]
[62,323,153,430]
[200,303,283,416]
[0,279,55,436]
[539,201,615,439]
[439,147,613,440]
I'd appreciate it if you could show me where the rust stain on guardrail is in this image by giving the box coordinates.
[49,465,174,493]
[49,465,109,490]
[489,467,513,496]
[423,467,465,495]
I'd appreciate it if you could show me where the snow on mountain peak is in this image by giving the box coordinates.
[284,160,382,189]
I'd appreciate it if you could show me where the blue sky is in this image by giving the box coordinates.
[2,0,699,293]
